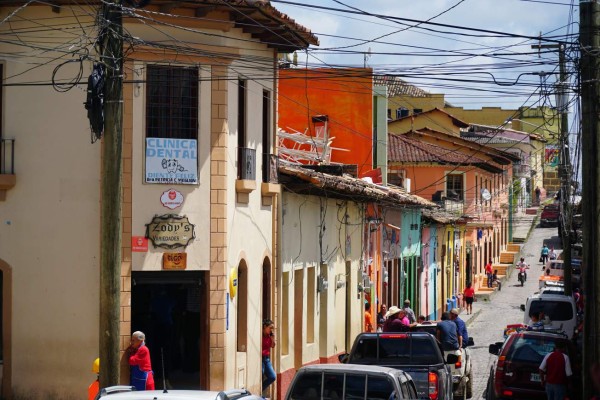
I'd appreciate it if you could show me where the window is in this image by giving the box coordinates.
[236,261,247,352]
[262,90,271,183]
[282,271,290,355]
[446,174,463,201]
[396,108,409,119]
[323,373,344,400]
[146,65,198,139]
[238,79,246,148]
[366,375,395,400]
[413,108,422,115]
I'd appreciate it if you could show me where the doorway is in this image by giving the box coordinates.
[131,271,208,390]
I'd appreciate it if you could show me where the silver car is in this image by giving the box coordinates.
[95,386,263,400]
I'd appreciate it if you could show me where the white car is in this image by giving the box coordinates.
[521,292,577,338]
[95,386,263,400]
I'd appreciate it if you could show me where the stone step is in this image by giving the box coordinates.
[500,252,518,264]
[507,243,521,252]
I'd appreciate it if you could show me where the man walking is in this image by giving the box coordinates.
[402,299,416,324]
[539,341,572,400]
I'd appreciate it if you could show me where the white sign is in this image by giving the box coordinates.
[145,138,198,184]
[160,189,184,209]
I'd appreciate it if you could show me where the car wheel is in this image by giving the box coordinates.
[453,384,467,400]
[466,369,473,399]
[485,375,496,400]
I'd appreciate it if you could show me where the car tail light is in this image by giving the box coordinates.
[380,334,408,339]
[503,389,514,396]
[428,371,439,400]
[455,353,462,369]
[494,356,507,395]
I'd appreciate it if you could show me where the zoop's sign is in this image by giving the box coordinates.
[145,214,195,249]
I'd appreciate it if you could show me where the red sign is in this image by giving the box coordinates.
[132,236,148,252]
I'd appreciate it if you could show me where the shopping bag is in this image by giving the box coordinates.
[539,256,543,263]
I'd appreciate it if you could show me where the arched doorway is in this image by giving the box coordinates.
[262,258,271,320]
[0,259,12,399]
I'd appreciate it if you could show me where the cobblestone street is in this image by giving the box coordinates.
[461,219,561,398]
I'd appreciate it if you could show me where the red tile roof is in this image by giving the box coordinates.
[388,133,504,173]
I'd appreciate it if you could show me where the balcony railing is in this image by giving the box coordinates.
[1,138,15,174]
[513,163,531,178]
[237,147,256,181]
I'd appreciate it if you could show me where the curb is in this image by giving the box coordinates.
[464,309,482,328]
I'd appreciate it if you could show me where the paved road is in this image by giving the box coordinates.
[466,223,561,399]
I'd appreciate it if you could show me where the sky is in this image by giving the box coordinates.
[273,0,579,111]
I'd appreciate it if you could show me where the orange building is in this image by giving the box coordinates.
[278,68,374,176]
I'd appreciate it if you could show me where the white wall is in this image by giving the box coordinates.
[279,192,363,374]
[0,6,101,398]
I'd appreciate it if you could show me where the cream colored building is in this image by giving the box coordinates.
[0,1,316,399]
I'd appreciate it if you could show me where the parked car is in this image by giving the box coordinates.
[285,363,419,400]
[339,331,455,399]
[540,204,559,227]
[485,331,580,400]
[95,386,262,400]
[520,292,577,338]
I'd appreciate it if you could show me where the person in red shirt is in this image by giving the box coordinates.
[463,283,475,315]
[262,319,277,395]
[127,331,155,391]
[364,302,373,332]
[539,341,572,400]
[485,259,494,288]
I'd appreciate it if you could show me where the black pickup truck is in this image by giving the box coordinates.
[340,332,455,400]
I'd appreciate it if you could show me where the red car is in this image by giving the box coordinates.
[485,331,580,400]
[540,204,559,227]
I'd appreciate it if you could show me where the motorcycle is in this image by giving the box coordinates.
[518,271,527,286]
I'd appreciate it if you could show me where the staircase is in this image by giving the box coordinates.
[475,243,522,300]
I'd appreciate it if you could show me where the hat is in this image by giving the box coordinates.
[384,306,402,319]
[404,299,411,305]
[450,308,460,315]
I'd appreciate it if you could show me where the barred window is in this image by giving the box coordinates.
[446,174,464,201]
[146,65,198,139]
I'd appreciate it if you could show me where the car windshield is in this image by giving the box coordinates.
[350,335,441,365]
[529,300,573,321]
[505,336,563,364]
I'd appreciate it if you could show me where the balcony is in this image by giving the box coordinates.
[236,147,256,202]
[513,163,531,178]
[0,139,16,201]
[261,154,280,206]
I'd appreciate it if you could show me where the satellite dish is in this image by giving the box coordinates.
[481,188,492,201]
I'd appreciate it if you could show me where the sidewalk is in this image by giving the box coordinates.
[511,208,539,243]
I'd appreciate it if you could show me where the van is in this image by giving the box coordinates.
[285,364,418,400]
[521,293,577,338]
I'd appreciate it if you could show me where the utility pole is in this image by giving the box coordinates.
[580,1,600,398]
[99,0,124,388]
[531,43,572,296]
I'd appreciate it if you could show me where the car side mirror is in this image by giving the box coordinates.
[467,337,475,347]
[446,354,459,364]
[488,342,503,355]
[338,353,349,363]
[520,304,526,312]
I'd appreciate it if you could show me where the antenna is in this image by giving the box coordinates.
[481,188,492,202]
[161,348,168,393]
[364,47,372,68]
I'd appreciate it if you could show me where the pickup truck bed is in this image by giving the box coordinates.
[343,332,454,399]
